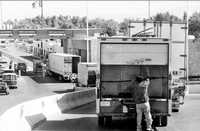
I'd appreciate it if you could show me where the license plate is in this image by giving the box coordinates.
[100,101,110,107]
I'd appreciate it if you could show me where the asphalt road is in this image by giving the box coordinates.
[0,76,78,116]
[34,84,200,131]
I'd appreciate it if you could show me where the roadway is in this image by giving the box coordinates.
[0,42,85,116]
[33,84,200,131]
[2,42,200,131]
[0,76,78,116]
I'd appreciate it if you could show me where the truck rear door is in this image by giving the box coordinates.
[98,39,170,122]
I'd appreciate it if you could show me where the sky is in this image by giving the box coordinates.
[0,1,200,23]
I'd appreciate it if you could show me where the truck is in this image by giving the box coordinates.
[77,62,97,87]
[96,37,171,128]
[130,21,188,112]
[47,53,81,82]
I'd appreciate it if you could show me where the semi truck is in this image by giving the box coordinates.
[96,37,171,127]
[47,53,81,82]
[130,21,188,112]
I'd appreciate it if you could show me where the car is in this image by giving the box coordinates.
[0,82,9,95]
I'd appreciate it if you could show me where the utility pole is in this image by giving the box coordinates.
[32,0,43,20]
[40,0,43,19]
[186,1,189,83]
[0,1,3,29]
[86,1,89,62]
[148,0,150,19]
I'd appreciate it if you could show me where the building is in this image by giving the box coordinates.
[27,28,101,63]
[32,39,63,59]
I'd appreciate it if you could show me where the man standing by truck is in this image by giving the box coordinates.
[132,75,153,131]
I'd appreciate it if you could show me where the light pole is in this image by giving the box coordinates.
[148,0,150,19]
[40,0,43,19]
[0,1,3,29]
[86,1,89,62]
[32,0,43,20]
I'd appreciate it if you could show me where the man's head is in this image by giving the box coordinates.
[135,75,150,87]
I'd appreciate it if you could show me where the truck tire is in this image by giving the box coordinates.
[105,116,112,126]
[161,116,168,126]
[47,71,52,76]
[58,76,63,81]
[153,116,168,127]
[98,116,104,127]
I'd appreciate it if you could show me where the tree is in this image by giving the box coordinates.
[119,18,131,35]
[153,12,182,22]
[189,12,200,38]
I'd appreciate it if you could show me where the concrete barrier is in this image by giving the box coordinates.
[57,88,96,112]
[0,88,96,131]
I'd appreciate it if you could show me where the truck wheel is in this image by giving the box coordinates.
[153,116,168,127]
[47,71,52,76]
[105,116,112,126]
[98,116,104,127]
[161,116,168,126]
[58,76,63,81]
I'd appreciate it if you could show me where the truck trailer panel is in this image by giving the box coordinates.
[48,53,80,81]
[97,38,170,127]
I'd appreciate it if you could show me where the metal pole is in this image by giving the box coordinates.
[0,1,3,29]
[186,1,189,82]
[148,0,150,19]
[86,1,89,62]
[129,20,131,37]
[40,0,43,19]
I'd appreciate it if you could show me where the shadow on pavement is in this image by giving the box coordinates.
[53,89,75,94]
[30,76,66,84]
[20,55,40,62]
[63,102,96,114]
[34,117,136,131]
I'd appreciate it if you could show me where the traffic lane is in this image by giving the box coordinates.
[35,102,136,131]
[188,84,200,94]
[0,76,76,116]
[158,94,200,131]
[0,76,53,115]
[36,94,200,131]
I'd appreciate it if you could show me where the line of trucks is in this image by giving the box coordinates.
[46,53,97,87]
[41,21,187,129]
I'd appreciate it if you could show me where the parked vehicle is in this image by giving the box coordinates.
[2,73,17,89]
[130,21,188,112]
[78,62,97,87]
[0,82,9,95]
[16,62,27,73]
[47,53,81,82]
[96,37,171,128]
